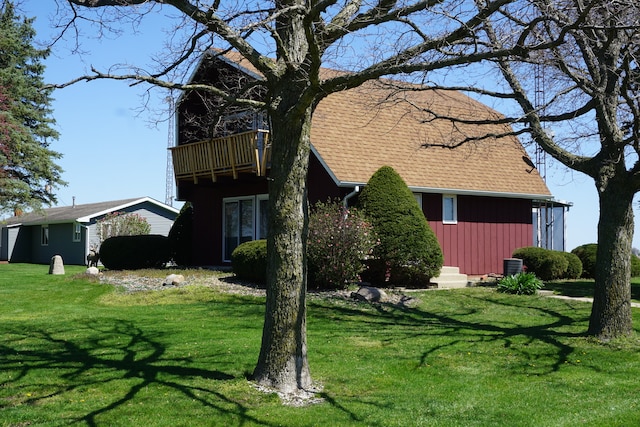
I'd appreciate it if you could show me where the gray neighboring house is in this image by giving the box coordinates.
[0,197,179,265]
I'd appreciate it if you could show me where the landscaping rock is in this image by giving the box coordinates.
[86,266,100,276]
[163,274,185,286]
[351,285,387,303]
[49,255,65,275]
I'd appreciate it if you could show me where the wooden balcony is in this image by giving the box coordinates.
[170,130,270,183]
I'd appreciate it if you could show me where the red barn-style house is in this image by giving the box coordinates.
[171,50,568,281]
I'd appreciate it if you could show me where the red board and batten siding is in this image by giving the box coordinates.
[423,194,533,276]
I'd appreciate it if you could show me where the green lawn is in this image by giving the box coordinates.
[1,264,639,426]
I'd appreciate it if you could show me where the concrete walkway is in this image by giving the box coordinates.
[540,291,640,308]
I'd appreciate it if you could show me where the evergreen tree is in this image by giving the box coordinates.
[0,1,64,214]
[358,166,443,288]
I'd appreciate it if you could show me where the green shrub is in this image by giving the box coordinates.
[231,239,267,286]
[497,272,544,295]
[307,200,377,290]
[96,211,151,244]
[571,243,640,278]
[168,202,194,266]
[571,244,598,278]
[100,235,171,270]
[560,251,583,279]
[512,247,568,281]
[632,255,640,277]
[357,166,443,287]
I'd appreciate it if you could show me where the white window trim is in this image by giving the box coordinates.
[41,225,49,246]
[73,223,82,242]
[443,194,458,224]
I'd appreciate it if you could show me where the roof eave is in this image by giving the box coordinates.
[336,180,553,200]
[76,197,179,223]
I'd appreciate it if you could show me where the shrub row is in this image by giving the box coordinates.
[512,247,582,281]
[571,243,640,278]
[100,235,171,270]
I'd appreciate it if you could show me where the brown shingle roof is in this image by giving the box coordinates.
[211,51,551,198]
[312,81,551,197]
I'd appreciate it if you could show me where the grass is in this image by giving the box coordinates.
[0,263,638,426]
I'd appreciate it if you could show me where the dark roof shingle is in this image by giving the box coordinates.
[3,198,158,226]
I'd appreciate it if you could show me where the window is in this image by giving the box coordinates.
[41,225,49,246]
[73,223,82,242]
[223,194,269,261]
[221,111,269,135]
[443,195,457,224]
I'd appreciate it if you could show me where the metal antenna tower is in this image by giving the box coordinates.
[165,93,176,206]
[534,62,547,180]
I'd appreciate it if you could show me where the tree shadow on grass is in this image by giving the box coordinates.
[0,318,274,427]
[307,291,599,423]
[311,290,591,375]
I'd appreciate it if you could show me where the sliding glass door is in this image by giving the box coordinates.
[223,195,268,261]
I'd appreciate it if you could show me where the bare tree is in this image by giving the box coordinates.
[54,0,529,396]
[460,0,640,340]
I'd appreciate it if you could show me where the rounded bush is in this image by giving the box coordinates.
[168,202,194,266]
[560,251,583,279]
[571,243,640,278]
[632,255,640,277]
[231,239,267,285]
[357,166,443,287]
[512,247,568,281]
[571,244,597,278]
[100,235,171,270]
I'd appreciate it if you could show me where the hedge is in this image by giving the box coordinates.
[100,235,171,270]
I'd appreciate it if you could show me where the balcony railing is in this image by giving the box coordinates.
[170,130,270,183]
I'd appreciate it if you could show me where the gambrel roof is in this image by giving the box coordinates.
[199,51,552,199]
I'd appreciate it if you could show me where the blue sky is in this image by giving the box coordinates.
[15,1,640,252]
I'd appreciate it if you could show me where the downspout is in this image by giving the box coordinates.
[343,185,360,208]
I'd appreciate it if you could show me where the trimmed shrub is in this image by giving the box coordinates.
[512,247,568,281]
[231,239,267,285]
[560,251,583,279]
[632,255,640,277]
[571,244,597,278]
[572,243,640,278]
[307,200,377,290]
[168,202,194,266]
[357,166,443,287]
[497,272,544,295]
[100,235,171,270]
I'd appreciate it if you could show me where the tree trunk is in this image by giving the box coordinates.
[588,174,634,340]
[252,96,313,393]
